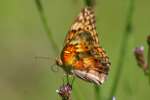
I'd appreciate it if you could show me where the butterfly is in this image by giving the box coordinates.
[56,7,110,85]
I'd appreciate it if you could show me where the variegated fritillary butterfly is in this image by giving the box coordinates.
[56,7,110,85]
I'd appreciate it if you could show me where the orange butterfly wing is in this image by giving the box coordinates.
[56,7,110,85]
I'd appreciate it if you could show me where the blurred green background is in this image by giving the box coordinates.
[0,0,150,100]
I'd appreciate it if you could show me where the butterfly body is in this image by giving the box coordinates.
[56,7,110,85]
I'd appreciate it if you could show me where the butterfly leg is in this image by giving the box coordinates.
[62,73,71,84]
[71,75,75,86]
[62,73,76,86]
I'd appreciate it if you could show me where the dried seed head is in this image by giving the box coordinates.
[56,83,72,100]
[134,46,148,71]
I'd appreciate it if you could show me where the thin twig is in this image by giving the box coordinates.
[84,0,95,7]
[94,85,101,100]
[35,0,59,54]
[147,45,150,84]
[108,0,135,99]
[147,35,150,84]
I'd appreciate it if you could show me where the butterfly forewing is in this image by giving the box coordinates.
[64,7,99,47]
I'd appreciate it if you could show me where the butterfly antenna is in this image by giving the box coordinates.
[34,56,59,72]
[34,56,54,60]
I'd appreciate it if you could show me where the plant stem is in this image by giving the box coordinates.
[148,46,150,84]
[94,85,101,100]
[108,0,135,99]
[73,86,85,100]
[147,36,150,84]
[84,0,95,7]
[35,0,59,54]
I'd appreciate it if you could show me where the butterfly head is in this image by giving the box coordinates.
[56,56,74,74]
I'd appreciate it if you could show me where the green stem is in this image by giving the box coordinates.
[108,0,135,99]
[35,0,59,54]
[72,86,85,100]
[84,0,95,7]
[147,38,150,84]
[94,85,101,100]
[148,47,150,84]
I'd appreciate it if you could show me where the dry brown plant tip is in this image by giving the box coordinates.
[134,46,148,71]
[56,83,72,100]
